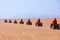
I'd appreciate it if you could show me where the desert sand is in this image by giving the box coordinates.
[0,18,60,40]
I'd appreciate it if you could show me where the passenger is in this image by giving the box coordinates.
[4,19,7,23]
[19,19,24,24]
[26,19,32,25]
[52,18,57,25]
[9,19,12,23]
[36,18,42,26]
[37,18,40,23]
[14,19,17,24]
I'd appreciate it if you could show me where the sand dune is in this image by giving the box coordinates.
[0,18,60,40]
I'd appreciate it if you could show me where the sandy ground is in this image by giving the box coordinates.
[0,18,60,40]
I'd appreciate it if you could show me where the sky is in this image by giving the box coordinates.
[0,0,59,19]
